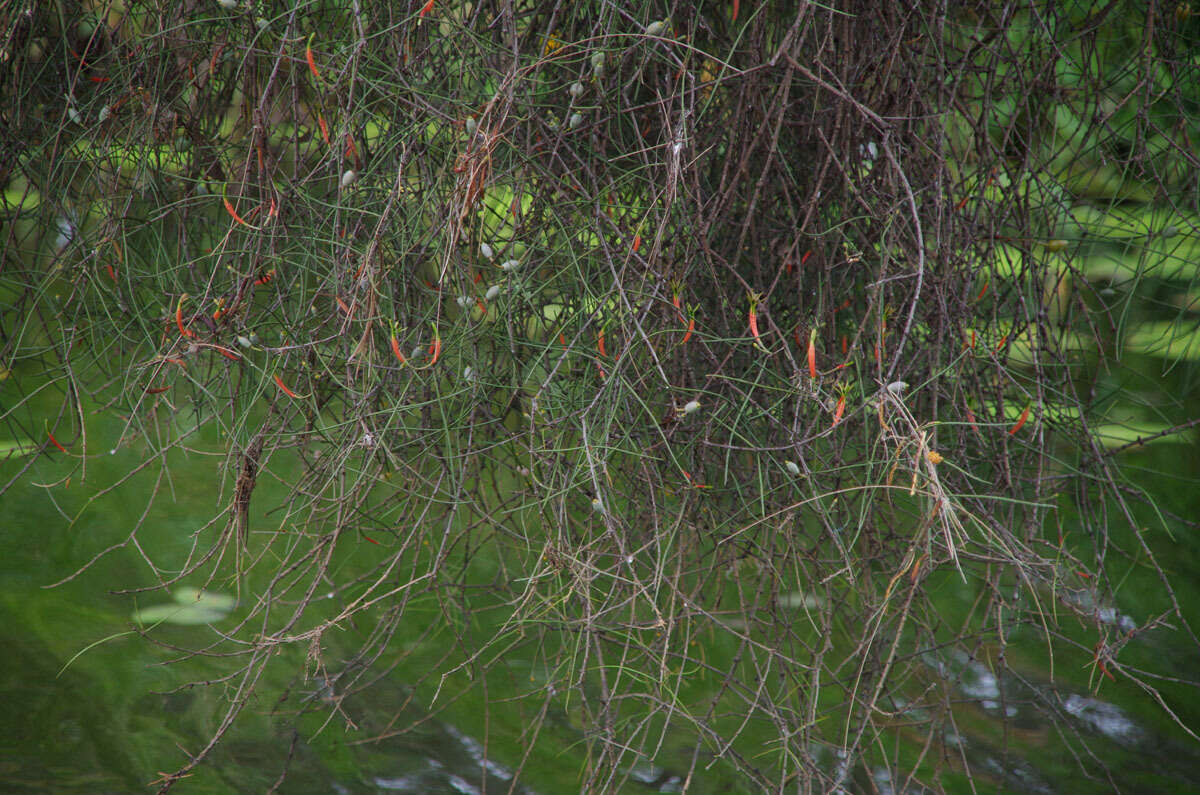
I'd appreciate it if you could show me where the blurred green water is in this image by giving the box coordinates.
[4,362,1200,794]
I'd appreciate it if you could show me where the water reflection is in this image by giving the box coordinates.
[369,723,534,794]
[1061,694,1143,746]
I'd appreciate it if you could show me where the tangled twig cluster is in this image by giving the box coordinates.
[3,1,1198,790]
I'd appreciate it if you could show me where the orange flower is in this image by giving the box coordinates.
[1008,404,1031,435]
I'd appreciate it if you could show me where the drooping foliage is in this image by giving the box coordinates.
[3,0,1199,790]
